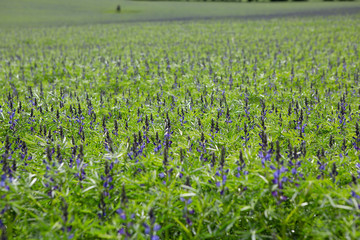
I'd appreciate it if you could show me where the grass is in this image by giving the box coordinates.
[0,0,359,27]
[1,1,360,239]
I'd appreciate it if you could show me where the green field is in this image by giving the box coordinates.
[1,0,360,27]
[1,1,360,240]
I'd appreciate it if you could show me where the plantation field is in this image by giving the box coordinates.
[1,1,360,239]
[0,0,360,27]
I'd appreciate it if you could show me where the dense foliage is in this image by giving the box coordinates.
[1,15,360,239]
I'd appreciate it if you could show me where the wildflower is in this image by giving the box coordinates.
[236,150,248,177]
[144,208,161,240]
[271,141,288,201]
[316,160,326,180]
[330,163,338,183]
[241,123,250,146]
[225,107,232,123]
[180,197,193,226]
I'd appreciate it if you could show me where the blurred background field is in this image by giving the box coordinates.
[0,0,360,28]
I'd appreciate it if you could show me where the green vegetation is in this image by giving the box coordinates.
[1,1,360,239]
[0,0,359,27]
